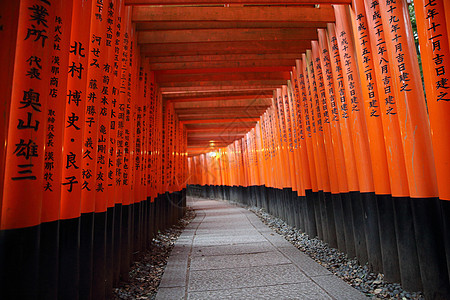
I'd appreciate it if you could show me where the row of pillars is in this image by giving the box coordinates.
[188,1,450,299]
[0,0,188,299]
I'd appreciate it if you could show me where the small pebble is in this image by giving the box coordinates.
[249,206,425,300]
[112,209,195,300]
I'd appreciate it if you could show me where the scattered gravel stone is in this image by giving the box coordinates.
[112,208,195,300]
[249,206,425,300]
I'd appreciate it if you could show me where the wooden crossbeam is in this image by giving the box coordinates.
[159,80,286,88]
[149,53,301,64]
[135,21,328,31]
[173,98,272,108]
[181,118,259,124]
[137,28,317,44]
[160,85,279,93]
[140,40,310,56]
[132,6,335,22]
[176,105,269,113]
[156,72,290,84]
[164,90,273,100]
[186,127,251,132]
[127,0,350,5]
[151,60,296,71]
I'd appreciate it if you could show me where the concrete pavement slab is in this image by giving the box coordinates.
[156,197,366,299]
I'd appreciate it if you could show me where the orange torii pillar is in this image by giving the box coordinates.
[315,32,352,255]
[109,0,126,286]
[378,0,450,297]
[39,1,73,299]
[333,5,376,266]
[355,0,406,284]
[414,0,450,281]
[0,0,55,297]
[78,0,109,297]
[311,42,341,250]
[362,0,409,285]
[59,0,92,298]
[323,26,359,259]
[291,69,313,235]
[296,59,319,238]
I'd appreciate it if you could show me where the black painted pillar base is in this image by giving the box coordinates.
[410,197,450,299]
[331,194,346,253]
[92,211,107,300]
[350,191,368,265]
[392,197,422,292]
[377,195,401,283]
[58,217,80,300]
[441,200,450,282]
[105,206,115,299]
[305,190,318,238]
[79,212,94,300]
[361,193,383,273]
[324,192,337,249]
[314,191,324,240]
[120,204,131,282]
[0,225,40,299]
[39,220,59,300]
[113,204,122,286]
[134,202,142,254]
[319,191,328,243]
[340,193,356,259]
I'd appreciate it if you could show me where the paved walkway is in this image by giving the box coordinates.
[156,197,366,300]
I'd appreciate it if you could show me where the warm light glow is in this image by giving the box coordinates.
[209,151,217,157]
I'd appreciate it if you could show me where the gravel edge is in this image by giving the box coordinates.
[248,206,425,300]
[112,208,196,300]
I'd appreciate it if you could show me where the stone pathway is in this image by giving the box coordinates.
[156,197,367,300]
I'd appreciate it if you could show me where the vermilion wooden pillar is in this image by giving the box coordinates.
[292,66,313,196]
[354,1,406,286]
[1,1,54,298]
[59,1,92,298]
[297,58,318,238]
[287,80,305,197]
[0,1,20,228]
[79,1,109,298]
[413,0,450,292]
[39,1,73,298]
[316,30,350,255]
[378,0,450,297]
[335,3,383,273]
[110,0,125,286]
[102,1,119,295]
[326,23,358,259]
[312,41,340,249]
[303,53,326,240]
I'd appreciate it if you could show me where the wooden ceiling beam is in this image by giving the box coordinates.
[126,0,350,4]
[157,72,289,84]
[149,53,301,64]
[159,79,286,88]
[173,98,272,108]
[132,6,335,22]
[167,95,271,104]
[137,28,317,44]
[178,111,266,120]
[135,21,328,31]
[151,60,296,71]
[164,90,273,100]
[140,40,310,56]
[181,118,259,124]
[176,106,269,114]
[186,127,251,132]
[156,66,291,75]
[160,85,280,93]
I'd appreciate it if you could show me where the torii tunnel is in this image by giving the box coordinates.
[0,0,450,299]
